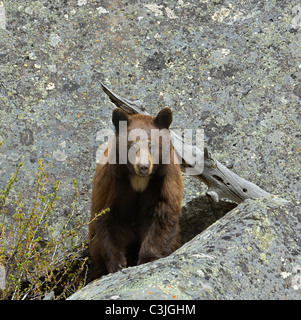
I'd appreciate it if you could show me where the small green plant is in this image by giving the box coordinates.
[0,142,108,299]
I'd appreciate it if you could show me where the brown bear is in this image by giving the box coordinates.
[89,107,183,279]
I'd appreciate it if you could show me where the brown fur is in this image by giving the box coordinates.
[89,108,183,279]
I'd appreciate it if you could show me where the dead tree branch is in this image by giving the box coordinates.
[99,81,269,204]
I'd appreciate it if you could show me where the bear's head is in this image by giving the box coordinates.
[112,107,173,192]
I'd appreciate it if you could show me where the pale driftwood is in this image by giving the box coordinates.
[99,81,269,204]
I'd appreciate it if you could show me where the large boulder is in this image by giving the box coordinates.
[68,196,301,300]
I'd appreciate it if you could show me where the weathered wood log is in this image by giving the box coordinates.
[99,81,269,204]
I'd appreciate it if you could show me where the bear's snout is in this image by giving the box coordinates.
[137,163,150,176]
[131,140,153,176]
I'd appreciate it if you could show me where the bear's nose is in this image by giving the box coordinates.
[138,164,150,176]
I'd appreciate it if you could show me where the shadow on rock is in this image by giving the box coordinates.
[180,196,237,244]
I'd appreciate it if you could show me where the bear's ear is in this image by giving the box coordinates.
[154,108,173,129]
[112,108,129,131]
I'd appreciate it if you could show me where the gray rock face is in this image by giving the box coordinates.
[0,0,300,300]
[0,1,300,237]
[69,196,301,300]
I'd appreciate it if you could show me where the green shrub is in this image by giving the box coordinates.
[0,142,107,299]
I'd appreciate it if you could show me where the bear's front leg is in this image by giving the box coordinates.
[90,219,127,275]
[105,249,127,273]
[99,228,128,273]
[137,201,180,265]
